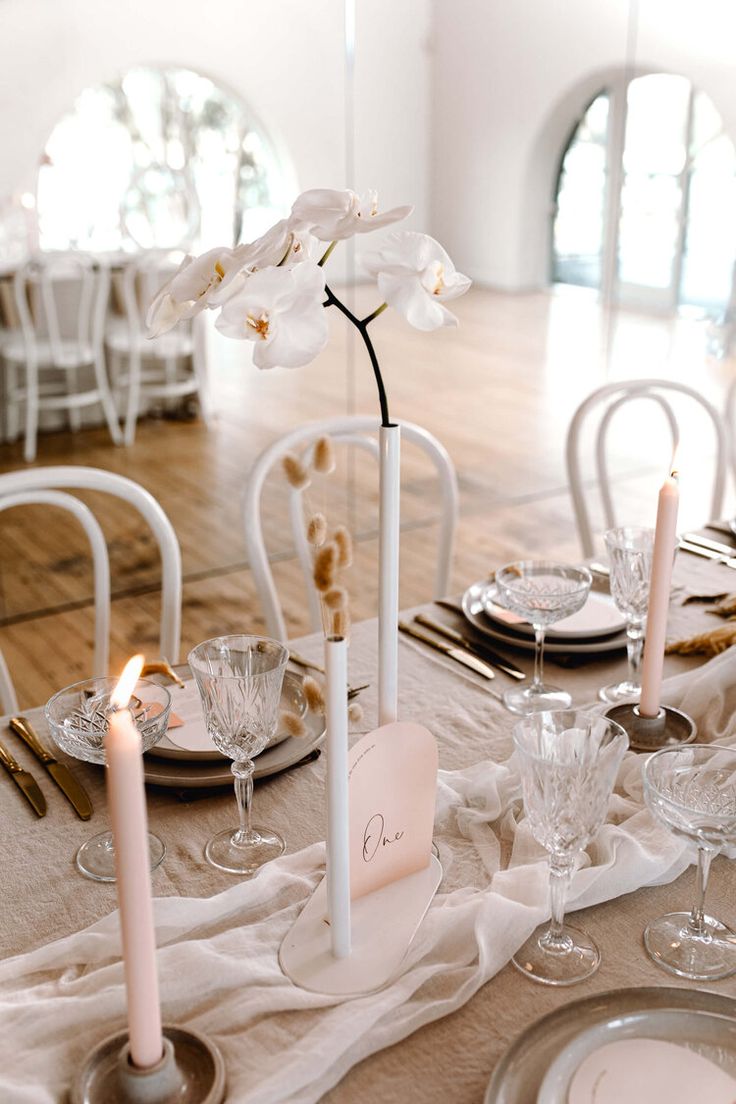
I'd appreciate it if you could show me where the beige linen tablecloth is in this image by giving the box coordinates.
[1,559,736,1102]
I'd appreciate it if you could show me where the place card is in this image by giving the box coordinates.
[348,721,438,900]
[568,1038,736,1103]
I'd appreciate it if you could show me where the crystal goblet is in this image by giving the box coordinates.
[643,744,736,980]
[511,709,628,985]
[495,562,592,715]
[599,526,654,704]
[188,635,288,876]
[45,676,171,882]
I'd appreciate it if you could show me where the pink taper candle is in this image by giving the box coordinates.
[105,655,163,1069]
[639,466,679,717]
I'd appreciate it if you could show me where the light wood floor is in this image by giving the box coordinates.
[1,286,733,707]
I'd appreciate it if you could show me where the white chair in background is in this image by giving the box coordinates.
[243,415,459,641]
[0,466,182,714]
[3,254,122,461]
[566,379,728,558]
[106,253,211,446]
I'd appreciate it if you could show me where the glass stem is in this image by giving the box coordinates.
[532,623,545,691]
[543,855,574,951]
[232,759,256,845]
[688,846,715,937]
[626,615,644,688]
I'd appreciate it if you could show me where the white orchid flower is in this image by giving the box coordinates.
[362,231,472,331]
[145,247,242,336]
[233,219,318,276]
[215,260,328,369]
[289,188,413,242]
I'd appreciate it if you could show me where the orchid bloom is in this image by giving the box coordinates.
[362,231,471,331]
[233,219,318,276]
[215,260,328,369]
[289,188,413,242]
[145,247,242,336]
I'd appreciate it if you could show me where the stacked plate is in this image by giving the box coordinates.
[485,987,736,1102]
[143,670,325,789]
[462,580,628,657]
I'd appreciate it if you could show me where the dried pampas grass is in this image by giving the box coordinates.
[348,701,363,724]
[303,676,326,713]
[307,512,327,547]
[281,710,308,738]
[313,435,336,475]
[331,607,351,640]
[710,593,736,617]
[313,541,337,592]
[282,453,310,491]
[323,586,347,611]
[666,624,736,657]
[333,525,353,569]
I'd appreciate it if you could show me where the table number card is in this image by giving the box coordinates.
[347,721,438,901]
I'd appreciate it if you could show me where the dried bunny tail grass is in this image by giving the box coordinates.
[711,593,736,617]
[333,525,353,569]
[331,606,351,641]
[303,676,326,713]
[323,586,348,611]
[307,512,327,547]
[348,701,364,724]
[313,541,337,592]
[282,453,311,491]
[280,710,308,738]
[312,435,336,474]
[666,624,736,657]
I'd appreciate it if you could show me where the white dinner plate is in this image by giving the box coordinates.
[484,987,736,1104]
[148,670,307,762]
[462,581,628,656]
[481,583,626,640]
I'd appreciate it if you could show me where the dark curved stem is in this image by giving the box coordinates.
[324,284,391,426]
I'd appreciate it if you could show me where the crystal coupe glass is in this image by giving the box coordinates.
[643,744,736,980]
[511,709,628,985]
[45,676,171,881]
[495,562,592,715]
[188,635,288,875]
[599,526,654,704]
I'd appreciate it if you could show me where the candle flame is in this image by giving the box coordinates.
[670,446,679,480]
[111,654,145,710]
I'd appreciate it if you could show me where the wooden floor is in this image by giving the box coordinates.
[1,286,733,707]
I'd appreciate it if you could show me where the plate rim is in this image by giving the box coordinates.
[480,581,626,641]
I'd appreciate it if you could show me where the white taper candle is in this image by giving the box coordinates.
[325,634,351,958]
[379,423,400,725]
[639,469,679,717]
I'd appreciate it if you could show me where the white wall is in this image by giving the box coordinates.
[431,0,736,290]
[0,0,432,272]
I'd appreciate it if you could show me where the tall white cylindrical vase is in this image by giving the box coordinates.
[325,634,351,958]
[379,424,400,726]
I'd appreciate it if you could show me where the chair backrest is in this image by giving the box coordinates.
[0,467,181,713]
[118,251,183,339]
[243,415,459,641]
[14,253,109,366]
[566,379,728,558]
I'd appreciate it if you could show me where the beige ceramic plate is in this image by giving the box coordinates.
[484,987,736,1104]
[481,583,626,640]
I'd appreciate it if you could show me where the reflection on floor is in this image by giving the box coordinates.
[1,286,733,707]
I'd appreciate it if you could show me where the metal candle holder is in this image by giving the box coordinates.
[605,702,696,753]
[71,1025,226,1104]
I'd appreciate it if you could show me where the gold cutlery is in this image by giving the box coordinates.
[678,539,736,569]
[399,620,502,696]
[415,613,526,680]
[682,532,736,559]
[9,716,93,820]
[0,739,46,817]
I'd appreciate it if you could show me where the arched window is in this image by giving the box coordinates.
[552,73,736,316]
[37,66,292,253]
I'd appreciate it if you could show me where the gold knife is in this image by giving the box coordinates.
[0,740,46,817]
[399,620,497,680]
[678,540,736,569]
[415,613,526,680]
[9,716,93,820]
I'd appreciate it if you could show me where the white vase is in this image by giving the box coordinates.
[378,423,400,725]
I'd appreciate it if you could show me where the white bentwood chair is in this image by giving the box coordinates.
[3,254,122,461]
[243,415,459,642]
[106,253,211,446]
[0,466,182,713]
[566,379,728,558]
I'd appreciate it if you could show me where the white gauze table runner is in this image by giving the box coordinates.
[2,649,735,1103]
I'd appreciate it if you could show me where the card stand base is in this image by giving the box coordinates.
[279,855,442,996]
[605,703,696,752]
[71,1025,226,1104]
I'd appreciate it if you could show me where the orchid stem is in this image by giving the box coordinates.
[324,284,391,427]
[318,241,338,268]
[362,302,388,326]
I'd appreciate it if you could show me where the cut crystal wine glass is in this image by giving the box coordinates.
[495,562,592,715]
[188,635,288,875]
[45,676,171,882]
[599,526,654,704]
[511,709,628,985]
[643,744,736,980]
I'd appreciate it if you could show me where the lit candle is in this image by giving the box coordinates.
[105,655,163,1068]
[639,463,679,717]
